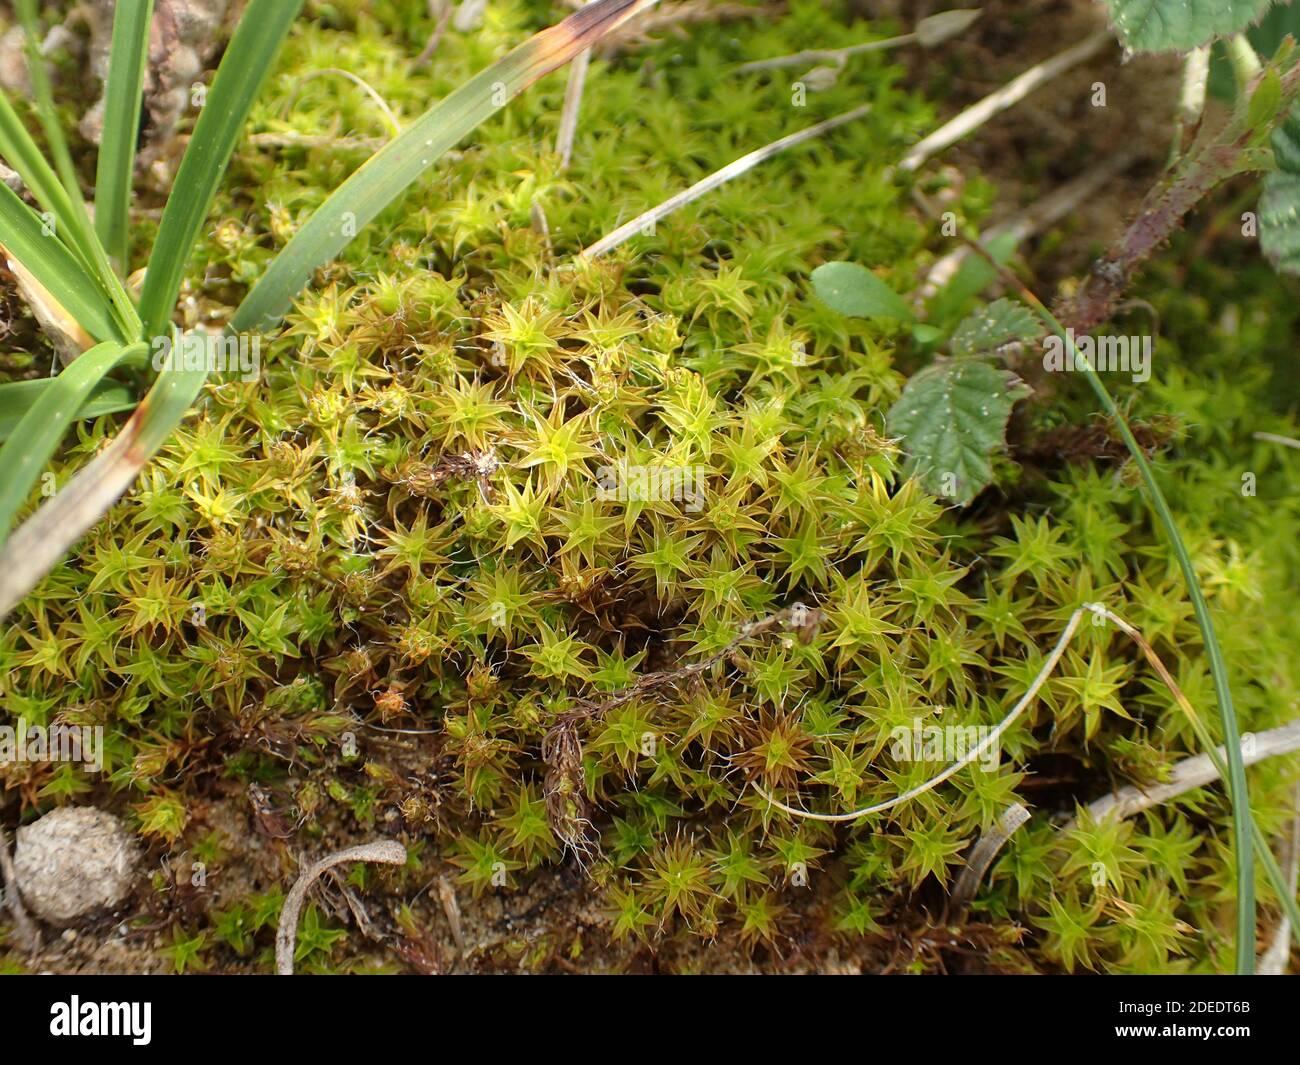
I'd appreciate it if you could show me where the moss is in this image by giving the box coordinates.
[2,0,1300,974]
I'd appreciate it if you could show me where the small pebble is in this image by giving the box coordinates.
[12,807,138,926]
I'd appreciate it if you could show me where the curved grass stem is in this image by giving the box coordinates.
[1020,294,1256,974]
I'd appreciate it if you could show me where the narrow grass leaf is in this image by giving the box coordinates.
[885,357,1030,504]
[0,339,145,542]
[15,0,89,215]
[138,0,304,340]
[0,377,137,441]
[0,360,207,618]
[234,0,661,331]
[0,179,122,343]
[15,0,138,338]
[0,91,93,267]
[95,0,155,272]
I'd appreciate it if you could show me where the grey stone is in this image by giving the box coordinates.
[12,808,138,925]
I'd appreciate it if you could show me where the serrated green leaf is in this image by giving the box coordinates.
[1259,104,1300,272]
[810,261,913,322]
[950,297,1044,356]
[886,358,1030,506]
[1103,0,1274,54]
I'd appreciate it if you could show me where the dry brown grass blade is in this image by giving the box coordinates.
[1066,720,1300,829]
[950,802,1030,911]
[1,243,95,364]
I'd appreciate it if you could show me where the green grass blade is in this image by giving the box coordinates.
[15,0,89,218]
[233,0,660,331]
[0,91,93,266]
[137,0,303,340]
[15,0,141,339]
[1030,300,1258,974]
[0,88,136,338]
[0,339,145,543]
[0,87,137,334]
[95,0,155,273]
[0,359,207,618]
[0,377,138,441]
[0,178,123,343]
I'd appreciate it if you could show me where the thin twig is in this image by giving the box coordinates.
[897,31,1111,173]
[556,1,598,169]
[579,105,871,258]
[0,826,41,954]
[1067,720,1300,828]
[1260,785,1300,975]
[736,35,910,74]
[413,1,455,69]
[276,840,407,975]
[920,147,1144,299]
[1254,431,1300,451]
[735,10,980,74]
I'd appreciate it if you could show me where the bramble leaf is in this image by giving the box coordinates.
[1102,0,1274,54]
[886,358,1030,506]
[1260,104,1300,273]
[950,297,1044,356]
